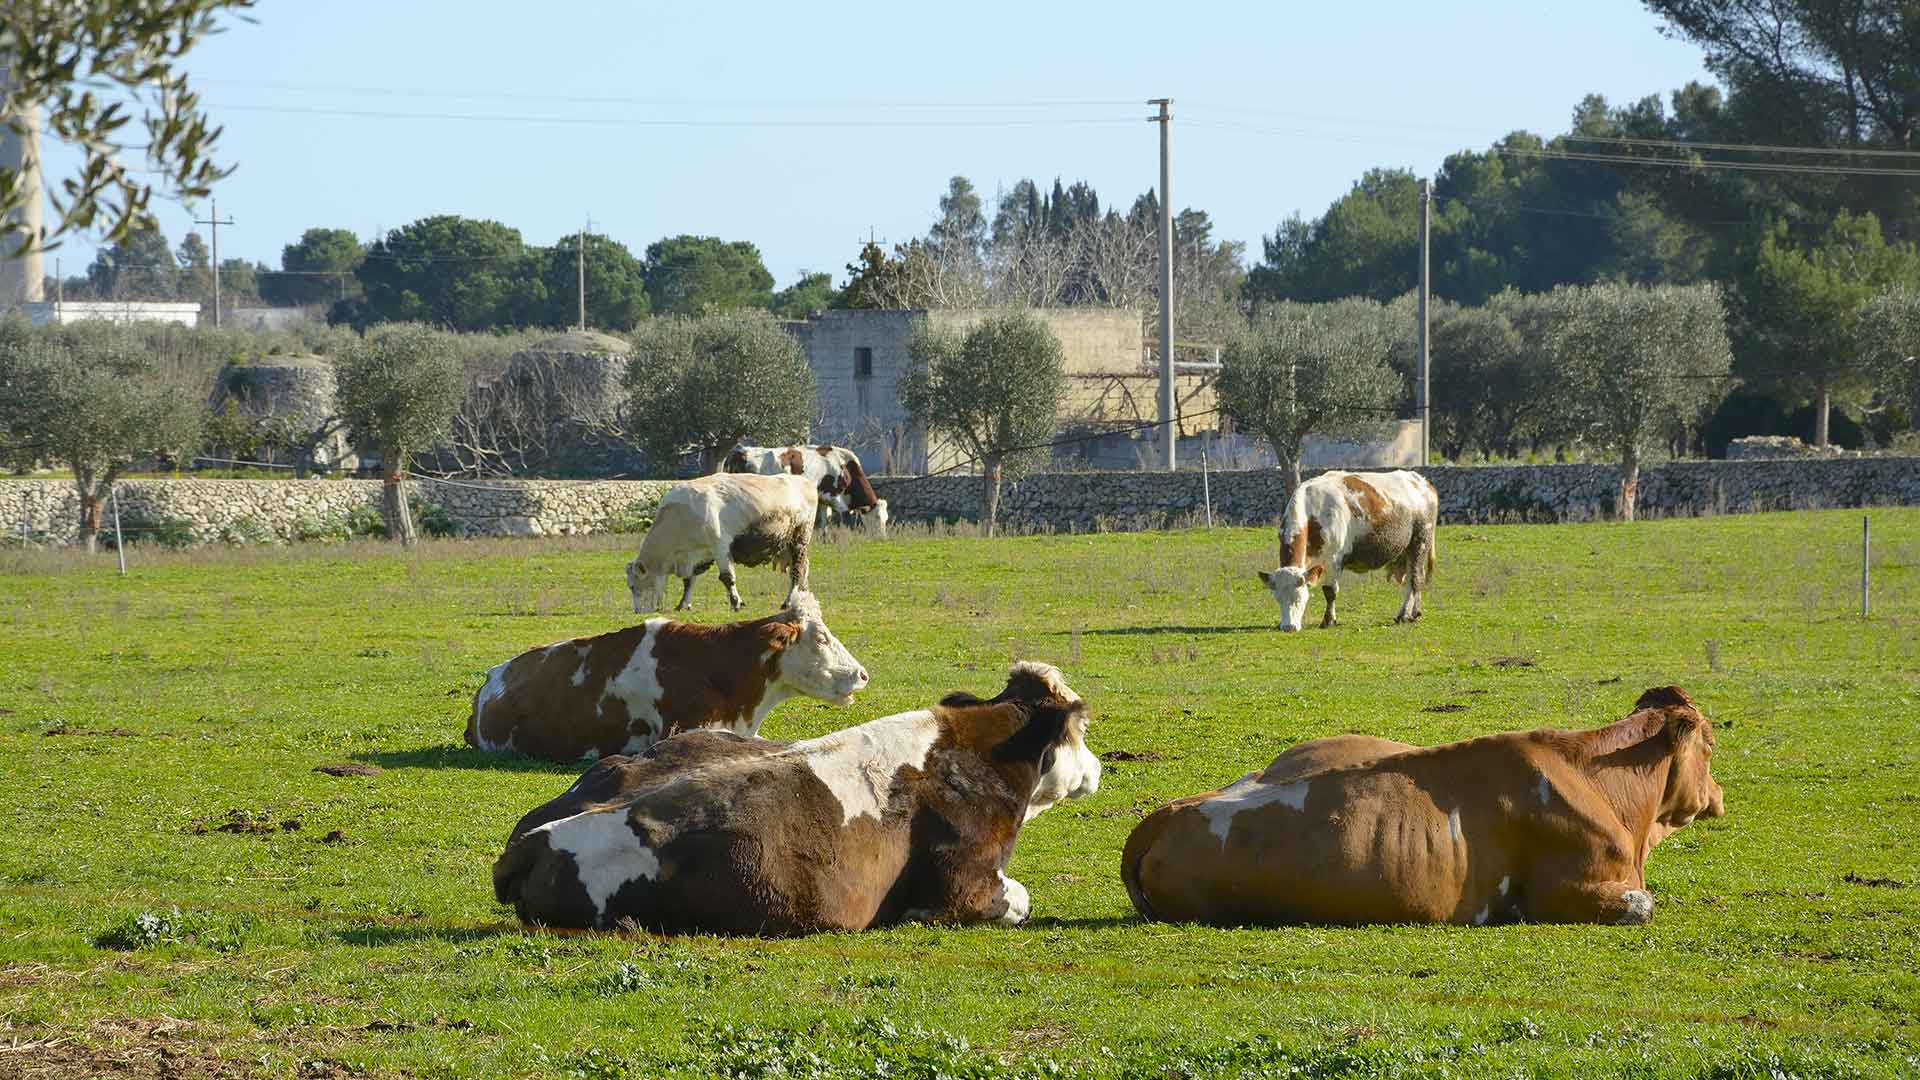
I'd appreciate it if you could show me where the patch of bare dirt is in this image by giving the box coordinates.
[191,811,299,836]
[313,764,382,778]
[1420,703,1469,713]
[42,725,140,737]
[1843,871,1911,889]
[2,1019,249,1079]
[1490,655,1537,668]
[1099,749,1162,763]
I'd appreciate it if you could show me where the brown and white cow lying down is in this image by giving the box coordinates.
[723,442,880,530]
[493,662,1101,933]
[626,471,815,613]
[466,591,868,762]
[1121,686,1724,927]
[1259,469,1439,631]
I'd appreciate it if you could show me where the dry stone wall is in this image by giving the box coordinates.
[872,457,1920,531]
[3,457,1915,547]
[0,478,669,546]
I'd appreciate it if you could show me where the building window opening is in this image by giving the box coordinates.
[854,346,873,380]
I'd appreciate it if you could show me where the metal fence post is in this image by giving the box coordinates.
[1200,433,1214,529]
[1862,514,1870,618]
[111,488,126,575]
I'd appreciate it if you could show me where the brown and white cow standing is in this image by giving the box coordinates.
[626,471,815,613]
[723,442,880,530]
[1258,469,1439,631]
[466,591,868,762]
[492,662,1101,933]
[1120,686,1725,927]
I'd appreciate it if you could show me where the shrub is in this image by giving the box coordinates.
[106,508,197,549]
[218,517,275,546]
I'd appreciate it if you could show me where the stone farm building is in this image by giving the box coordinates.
[789,308,1221,474]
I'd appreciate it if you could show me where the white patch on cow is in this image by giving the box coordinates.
[1447,808,1463,842]
[995,872,1031,926]
[570,662,589,688]
[1473,902,1490,926]
[1498,875,1511,897]
[787,709,941,826]
[1536,773,1553,806]
[1618,889,1654,925]
[468,661,513,751]
[536,809,660,920]
[1201,773,1310,847]
[598,620,668,745]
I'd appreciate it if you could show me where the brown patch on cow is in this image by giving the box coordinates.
[1341,474,1392,526]
[652,615,796,737]
[723,448,750,473]
[1284,529,1308,568]
[778,447,806,474]
[1305,518,1325,558]
[1304,565,1325,585]
[837,451,879,512]
[314,763,382,778]
[1633,685,1693,711]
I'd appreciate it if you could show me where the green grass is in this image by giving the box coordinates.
[1,511,1917,1078]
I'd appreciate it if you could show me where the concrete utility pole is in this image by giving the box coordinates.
[576,217,589,330]
[194,199,234,327]
[1417,177,1432,466]
[1149,98,1175,471]
[0,62,45,305]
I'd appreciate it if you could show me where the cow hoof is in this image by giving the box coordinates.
[1616,890,1655,925]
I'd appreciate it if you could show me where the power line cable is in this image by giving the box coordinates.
[205,101,1141,130]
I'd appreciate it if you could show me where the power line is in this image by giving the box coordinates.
[205,101,1140,130]
[1491,144,1920,178]
[1565,133,1920,160]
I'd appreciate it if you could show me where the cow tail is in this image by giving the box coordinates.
[1120,808,1169,922]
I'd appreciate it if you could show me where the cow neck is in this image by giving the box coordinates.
[1568,712,1672,865]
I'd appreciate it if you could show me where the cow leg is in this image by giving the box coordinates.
[716,560,744,611]
[1529,879,1655,926]
[1320,581,1338,629]
[1395,524,1429,623]
[675,576,696,611]
[789,526,812,597]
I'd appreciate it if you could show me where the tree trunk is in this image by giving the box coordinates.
[1278,449,1302,505]
[1814,384,1831,448]
[981,457,1002,539]
[75,472,104,554]
[1618,445,1640,523]
[381,449,416,546]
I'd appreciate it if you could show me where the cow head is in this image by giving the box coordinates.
[827,447,879,514]
[1257,564,1323,632]
[769,591,869,706]
[721,443,753,474]
[626,557,665,614]
[950,662,1101,821]
[1641,686,1726,830]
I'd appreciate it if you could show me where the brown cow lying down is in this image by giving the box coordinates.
[1121,686,1724,927]
[465,591,868,762]
[493,662,1102,933]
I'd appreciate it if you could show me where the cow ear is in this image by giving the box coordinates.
[1636,685,1693,711]
[765,620,802,651]
[1257,570,1273,586]
[1665,710,1699,745]
[1304,565,1325,585]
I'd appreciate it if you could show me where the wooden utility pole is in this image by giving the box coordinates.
[194,199,234,327]
[1149,98,1175,471]
[1417,178,1432,466]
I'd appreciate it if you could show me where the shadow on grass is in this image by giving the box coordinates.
[351,745,582,774]
[336,922,519,948]
[1021,915,1142,931]
[1078,624,1274,637]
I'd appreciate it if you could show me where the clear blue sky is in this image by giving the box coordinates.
[46,0,1714,289]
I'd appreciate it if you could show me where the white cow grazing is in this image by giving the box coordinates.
[625,472,816,613]
[722,443,881,530]
[1258,470,1439,631]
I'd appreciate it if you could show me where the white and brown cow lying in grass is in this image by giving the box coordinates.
[492,662,1101,933]
[626,471,815,613]
[466,591,868,762]
[1259,469,1439,631]
[1121,686,1725,927]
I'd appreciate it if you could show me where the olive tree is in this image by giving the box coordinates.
[3,2,253,252]
[1544,283,1732,521]
[1216,299,1405,494]
[623,314,815,474]
[0,319,203,552]
[1855,285,1920,436]
[335,323,464,545]
[900,311,1065,537]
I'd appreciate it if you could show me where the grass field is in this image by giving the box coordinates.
[1,509,1917,1078]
